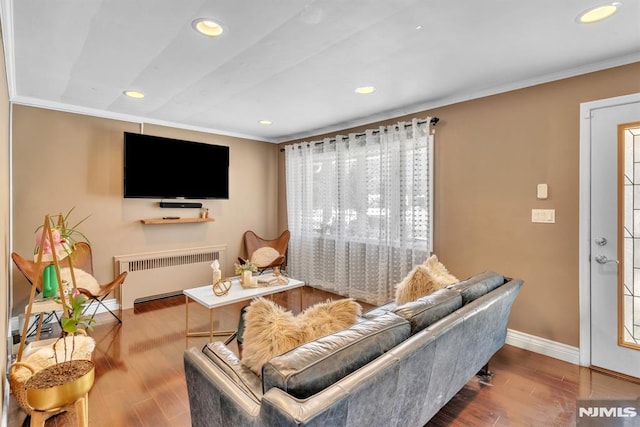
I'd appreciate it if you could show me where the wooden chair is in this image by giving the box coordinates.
[238,230,290,272]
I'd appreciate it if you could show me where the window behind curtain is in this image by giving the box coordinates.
[285,118,433,304]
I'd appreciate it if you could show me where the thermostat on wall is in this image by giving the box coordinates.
[537,184,548,200]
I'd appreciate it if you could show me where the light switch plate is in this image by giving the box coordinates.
[532,208,555,223]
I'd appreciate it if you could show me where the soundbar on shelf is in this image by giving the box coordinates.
[159,201,203,209]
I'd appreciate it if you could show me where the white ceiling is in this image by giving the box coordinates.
[1,0,639,143]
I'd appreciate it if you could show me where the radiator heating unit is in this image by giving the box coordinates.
[114,245,226,309]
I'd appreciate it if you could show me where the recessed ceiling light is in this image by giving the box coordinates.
[415,25,423,30]
[577,2,621,23]
[258,120,273,125]
[355,86,376,94]
[123,90,145,99]
[192,18,224,37]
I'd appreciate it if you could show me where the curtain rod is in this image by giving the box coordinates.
[279,117,439,152]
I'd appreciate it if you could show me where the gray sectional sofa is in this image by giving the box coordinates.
[184,271,523,427]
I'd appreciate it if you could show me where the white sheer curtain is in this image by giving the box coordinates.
[285,118,434,305]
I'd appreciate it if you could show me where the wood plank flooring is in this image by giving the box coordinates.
[8,286,640,426]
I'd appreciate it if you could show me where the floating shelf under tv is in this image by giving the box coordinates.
[140,218,215,225]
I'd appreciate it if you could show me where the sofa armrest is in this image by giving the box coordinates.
[201,342,263,401]
[184,346,262,427]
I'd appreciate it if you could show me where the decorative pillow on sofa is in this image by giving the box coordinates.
[241,297,361,376]
[297,298,363,340]
[395,255,458,305]
[423,254,458,284]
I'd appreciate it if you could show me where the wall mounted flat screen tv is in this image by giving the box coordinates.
[123,132,229,199]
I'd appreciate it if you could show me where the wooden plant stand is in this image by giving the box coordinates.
[17,213,77,361]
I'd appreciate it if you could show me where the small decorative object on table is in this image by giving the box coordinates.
[210,260,222,284]
[234,261,258,288]
[212,278,232,296]
[256,273,288,287]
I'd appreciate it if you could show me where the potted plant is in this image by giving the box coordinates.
[34,207,90,258]
[234,261,258,286]
[34,208,90,297]
[24,288,96,411]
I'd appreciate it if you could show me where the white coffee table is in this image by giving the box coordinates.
[184,276,305,343]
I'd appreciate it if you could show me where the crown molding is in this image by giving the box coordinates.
[274,53,640,143]
[11,96,275,143]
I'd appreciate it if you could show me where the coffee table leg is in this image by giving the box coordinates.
[185,295,189,347]
[209,309,214,342]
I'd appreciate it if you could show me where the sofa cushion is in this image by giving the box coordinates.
[262,312,410,399]
[447,271,505,304]
[241,297,361,376]
[392,288,462,334]
[395,255,458,305]
[362,301,397,319]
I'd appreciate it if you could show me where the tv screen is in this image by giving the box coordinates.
[123,132,229,199]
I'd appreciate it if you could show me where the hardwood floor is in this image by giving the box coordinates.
[8,286,640,426]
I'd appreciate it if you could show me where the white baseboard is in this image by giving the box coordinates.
[10,298,120,332]
[506,328,580,365]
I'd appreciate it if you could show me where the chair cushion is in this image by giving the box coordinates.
[447,271,505,304]
[240,297,361,376]
[262,312,410,398]
[250,247,280,268]
[59,267,101,295]
[392,288,462,334]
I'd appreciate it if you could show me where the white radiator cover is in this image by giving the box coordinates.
[114,245,227,309]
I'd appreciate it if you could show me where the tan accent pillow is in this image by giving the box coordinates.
[59,267,102,295]
[423,254,458,284]
[241,297,361,376]
[298,298,363,341]
[250,246,280,268]
[395,255,458,305]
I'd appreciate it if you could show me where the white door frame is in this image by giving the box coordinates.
[579,92,640,367]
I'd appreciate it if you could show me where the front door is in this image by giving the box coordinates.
[590,98,640,378]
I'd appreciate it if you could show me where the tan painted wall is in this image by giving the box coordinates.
[279,62,640,347]
[0,32,10,420]
[11,107,281,315]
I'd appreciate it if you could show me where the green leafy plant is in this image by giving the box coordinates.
[234,261,257,275]
[51,288,95,369]
[60,288,95,334]
[34,207,91,255]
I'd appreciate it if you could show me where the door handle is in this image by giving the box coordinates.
[595,255,619,264]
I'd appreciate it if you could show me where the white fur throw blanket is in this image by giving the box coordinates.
[12,335,95,383]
